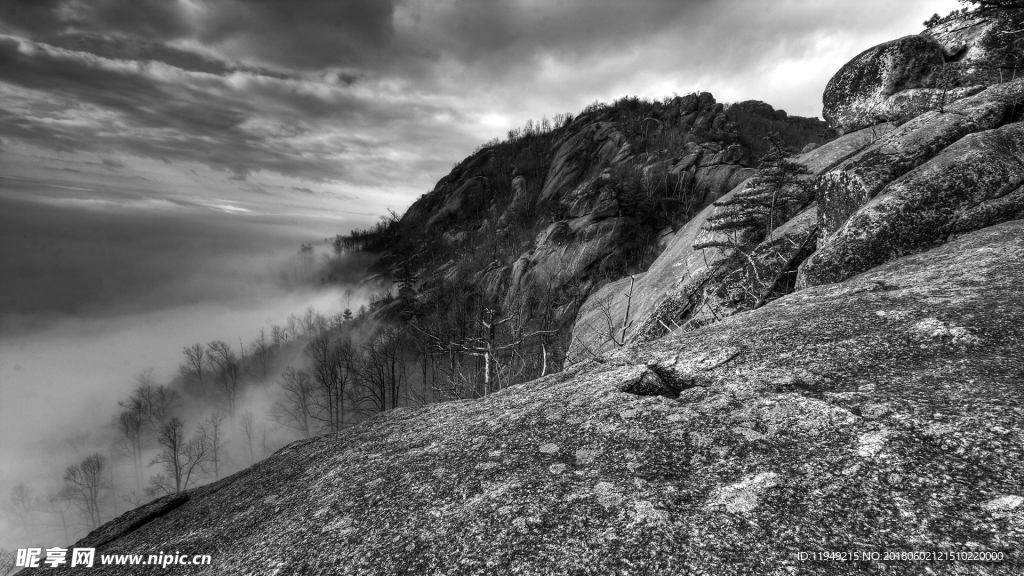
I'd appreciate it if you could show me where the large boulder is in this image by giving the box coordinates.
[950,183,1024,236]
[36,221,1024,575]
[823,35,949,133]
[799,118,1024,288]
[814,78,1024,237]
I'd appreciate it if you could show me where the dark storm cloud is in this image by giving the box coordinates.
[0,0,189,41]
[0,33,450,183]
[0,0,398,69]
[397,0,709,63]
[195,0,398,69]
[0,0,959,200]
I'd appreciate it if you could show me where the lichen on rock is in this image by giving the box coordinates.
[823,35,948,133]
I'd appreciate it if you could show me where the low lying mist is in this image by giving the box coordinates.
[0,190,378,551]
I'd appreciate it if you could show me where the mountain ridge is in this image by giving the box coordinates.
[355,92,828,394]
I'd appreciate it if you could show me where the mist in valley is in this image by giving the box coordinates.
[0,187,380,552]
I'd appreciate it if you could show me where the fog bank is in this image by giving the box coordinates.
[0,179,374,548]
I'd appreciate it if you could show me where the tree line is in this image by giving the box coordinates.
[0,304,393,548]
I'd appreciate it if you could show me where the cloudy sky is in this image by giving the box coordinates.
[0,0,962,543]
[0,0,961,223]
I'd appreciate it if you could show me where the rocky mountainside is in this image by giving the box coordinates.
[26,9,1024,575]
[355,91,827,392]
[571,11,1024,359]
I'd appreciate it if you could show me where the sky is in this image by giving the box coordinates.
[0,0,962,219]
[0,0,963,548]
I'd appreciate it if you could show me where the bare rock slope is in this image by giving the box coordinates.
[33,221,1024,575]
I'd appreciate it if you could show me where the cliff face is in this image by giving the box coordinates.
[28,12,1024,575]
[367,93,826,382]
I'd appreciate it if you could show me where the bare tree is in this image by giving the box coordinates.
[239,410,257,465]
[0,549,17,576]
[181,343,206,395]
[271,367,316,438]
[413,306,556,397]
[198,412,227,481]
[257,423,277,458]
[63,454,109,530]
[271,324,290,346]
[208,341,242,419]
[38,490,76,545]
[327,311,346,332]
[114,409,144,493]
[601,275,637,348]
[355,326,409,413]
[1,483,33,532]
[307,332,356,432]
[298,307,328,337]
[118,373,180,434]
[149,418,210,495]
[247,329,273,380]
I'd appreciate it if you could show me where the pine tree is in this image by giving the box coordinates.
[691,133,813,313]
[698,132,810,252]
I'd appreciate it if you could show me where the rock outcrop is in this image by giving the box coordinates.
[823,35,951,132]
[380,92,826,373]
[573,11,1024,357]
[823,13,1012,135]
[924,14,1001,82]
[813,79,1024,238]
[503,215,629,317]
[800,111,1024,287]
[31,221,1024,575]
[570,125,883,357]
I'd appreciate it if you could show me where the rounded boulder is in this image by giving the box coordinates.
[823,35,946,133]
